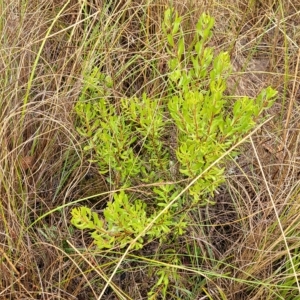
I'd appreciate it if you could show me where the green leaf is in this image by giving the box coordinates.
[172,17,181,35]
[178,37,185,58]
[167,33,175,47]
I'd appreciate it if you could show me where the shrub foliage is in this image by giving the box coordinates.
[71,8,277,251]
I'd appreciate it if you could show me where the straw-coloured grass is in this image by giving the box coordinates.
[1,0,300,299]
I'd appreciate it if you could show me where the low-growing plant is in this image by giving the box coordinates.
[71,5,276,260]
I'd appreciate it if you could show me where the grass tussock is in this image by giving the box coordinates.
[1,0,300,299]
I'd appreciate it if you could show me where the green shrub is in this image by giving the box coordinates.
[71,8,277,251]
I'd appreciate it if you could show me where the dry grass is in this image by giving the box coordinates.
[1,0,300,299]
